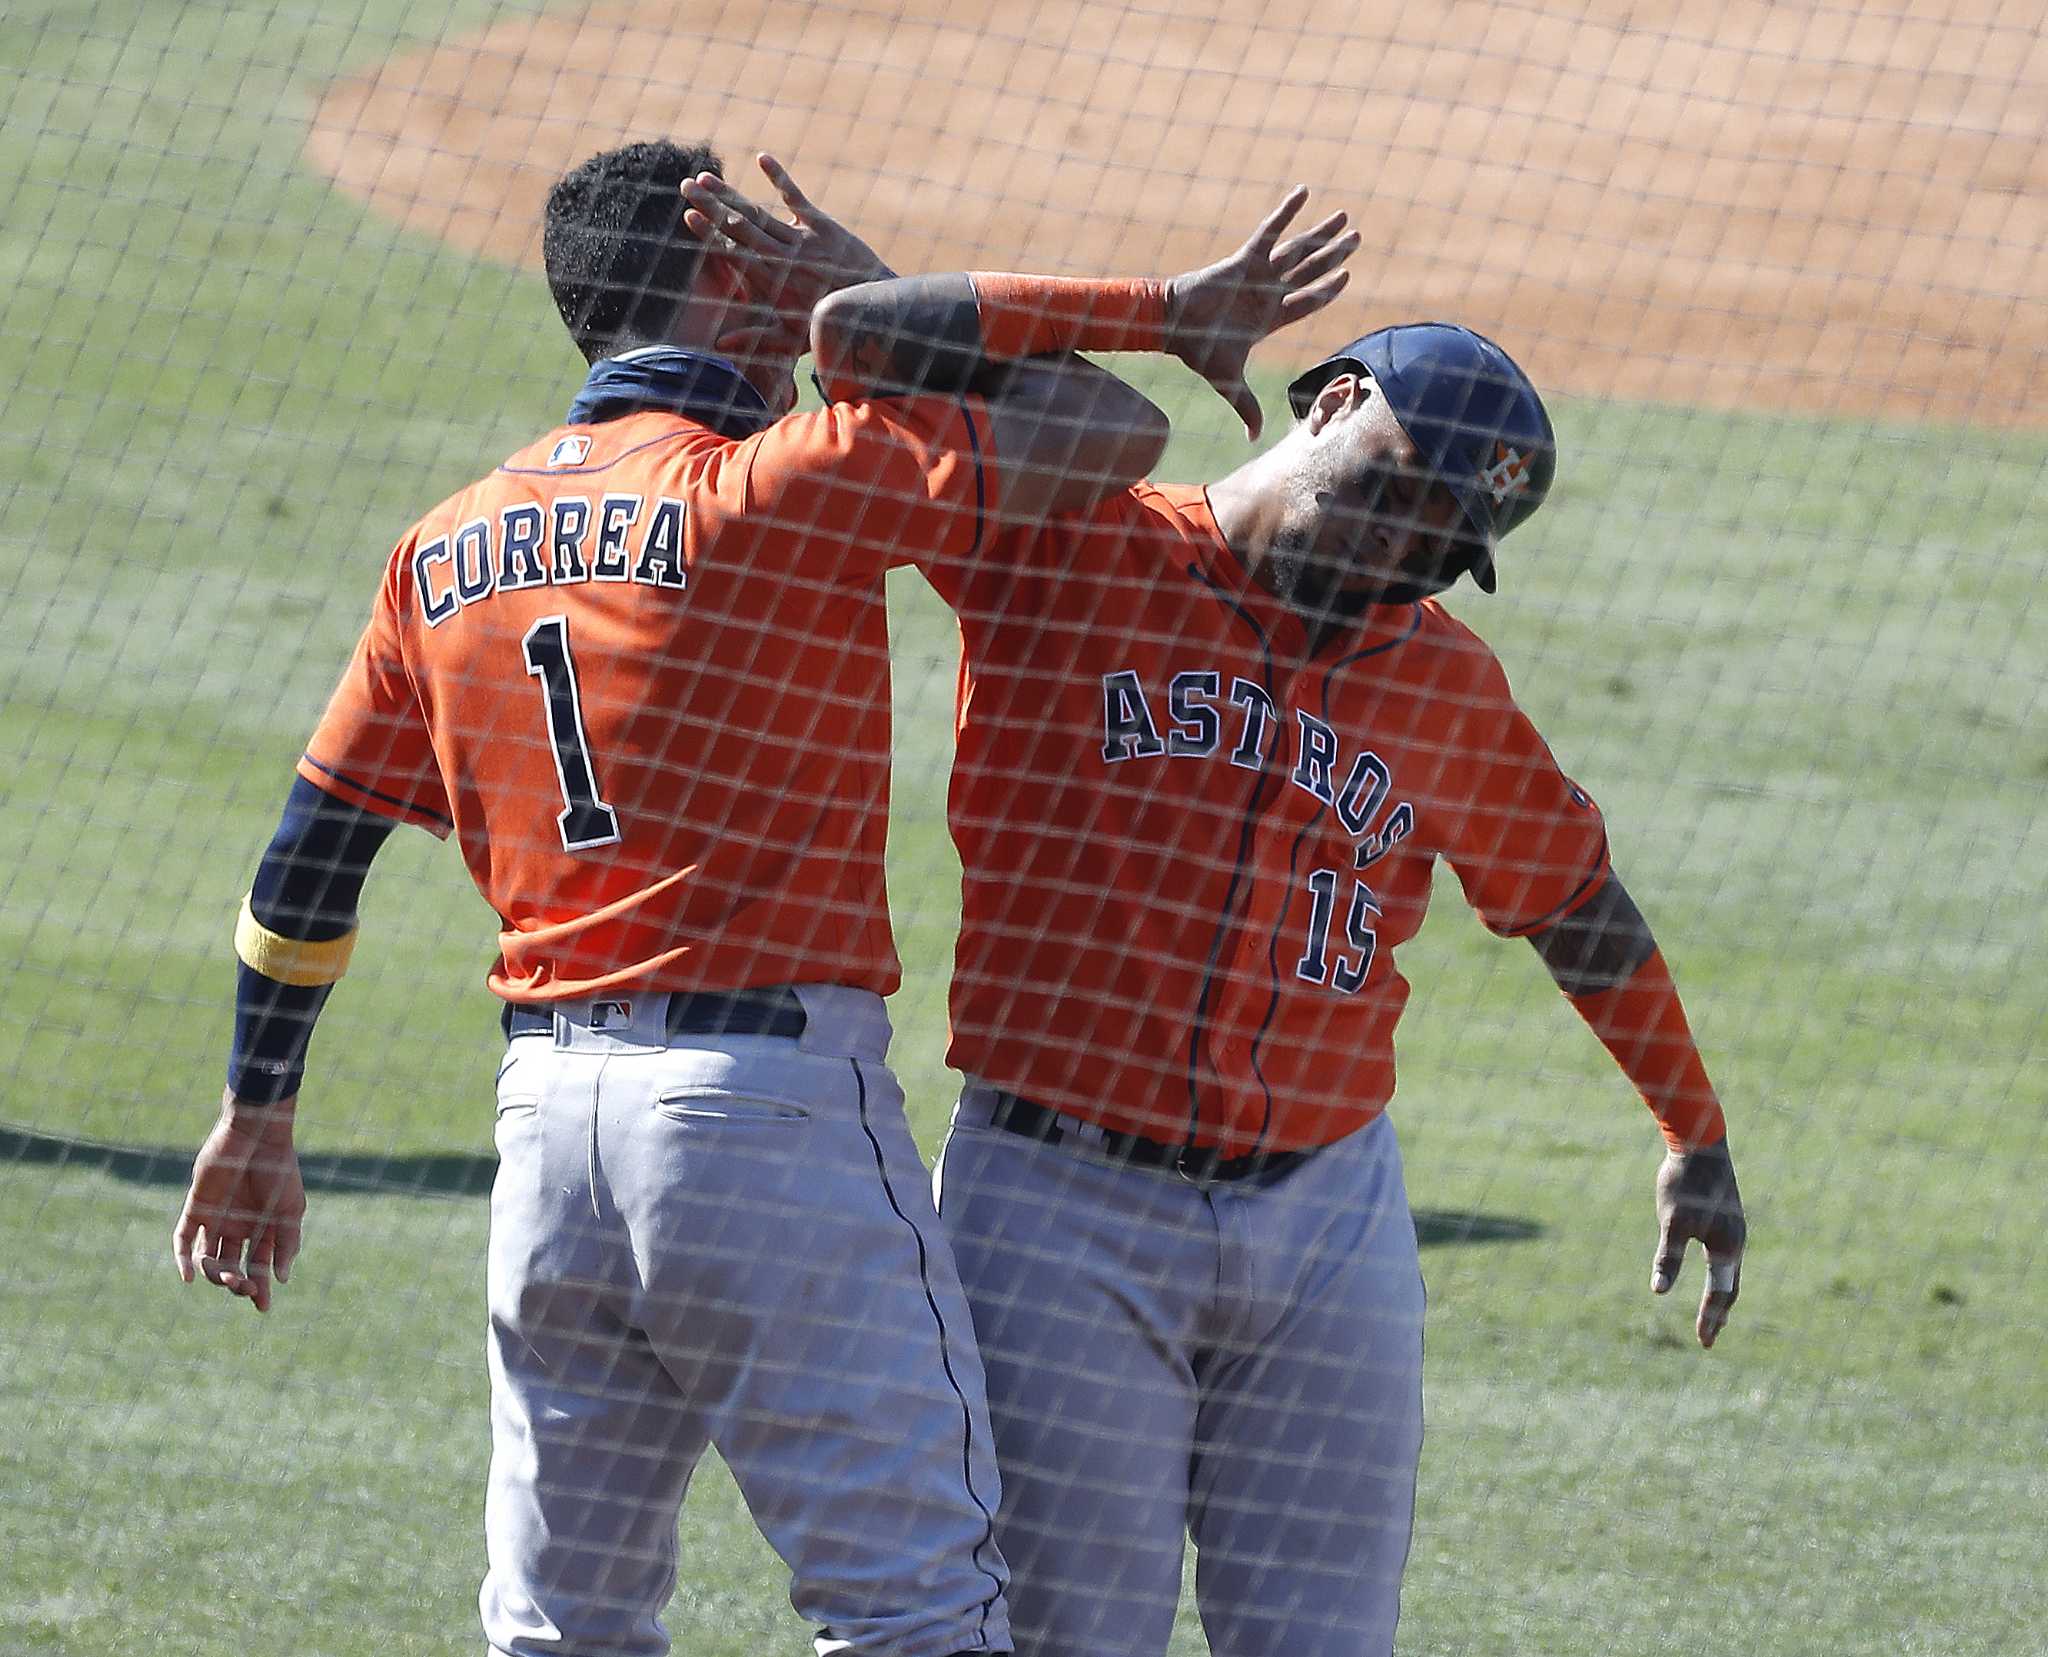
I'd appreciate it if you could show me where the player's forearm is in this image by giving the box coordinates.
[1532,872,1727,1152]
[229,968,333,1107]
[810,272,1168,402]
[227,775,393,1105]
[1563,948,1727,1153]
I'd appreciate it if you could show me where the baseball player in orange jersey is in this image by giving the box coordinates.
[778,273,1750,1654]
[170,138,1358,1657]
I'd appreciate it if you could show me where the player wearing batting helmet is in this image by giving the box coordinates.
[792,259,1748,1656]
[169,140,1350,1657]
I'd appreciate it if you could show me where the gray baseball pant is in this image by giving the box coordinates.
[935,1087,1423,1657]
[481,987,1010,1657]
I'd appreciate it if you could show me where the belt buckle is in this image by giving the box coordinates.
[1174,1144,1213,1184]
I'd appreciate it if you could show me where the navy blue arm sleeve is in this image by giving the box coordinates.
[228,775,396,1104]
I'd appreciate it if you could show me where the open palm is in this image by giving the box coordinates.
[1166,187,1360,438]
[681,153,896,340]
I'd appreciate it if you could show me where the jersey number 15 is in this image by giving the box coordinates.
[1296,868,1379,994]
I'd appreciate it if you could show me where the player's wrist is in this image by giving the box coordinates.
[1650,1086,1726,1154]
[1666,1126,1731,1160]
[1162,273,1193,358]
[830,249,897,293]
[219,1090,298,1138]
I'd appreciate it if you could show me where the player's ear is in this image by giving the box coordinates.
[1305,372,1364,434]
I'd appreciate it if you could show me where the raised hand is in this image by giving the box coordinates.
[1164,186,1361,439]
[1652,1139,1746,1348]
[681,153,897,336]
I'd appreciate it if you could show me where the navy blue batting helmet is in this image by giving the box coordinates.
[1285,323,1555,593]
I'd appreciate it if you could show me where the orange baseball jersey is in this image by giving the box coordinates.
[301,393,995,1001]
[920,481,1608,1155]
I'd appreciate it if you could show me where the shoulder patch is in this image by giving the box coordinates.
[546,434,593,469]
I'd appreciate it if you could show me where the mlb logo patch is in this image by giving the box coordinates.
[547,434,593,468]
[588,999,632,1030]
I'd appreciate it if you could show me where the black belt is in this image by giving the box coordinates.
[986,1091,1314,1184]
[501,987,807,1042]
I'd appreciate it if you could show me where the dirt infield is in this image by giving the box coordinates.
[306,0,2046,427]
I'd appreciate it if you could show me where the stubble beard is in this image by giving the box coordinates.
[1269,458,1431,626]
[1268,515,1460,623]
[1264,531,1348,632]
[1265,456,1360,627]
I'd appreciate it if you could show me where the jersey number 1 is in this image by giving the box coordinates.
[522,616,621,852]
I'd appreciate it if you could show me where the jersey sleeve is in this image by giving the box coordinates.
[296,543,454,838]
[1439,653,1610,937]
[739,394,995,584]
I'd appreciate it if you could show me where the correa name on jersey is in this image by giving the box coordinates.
[1100,665,1417,871]
[414,490,691,626]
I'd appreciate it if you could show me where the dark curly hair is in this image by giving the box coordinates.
[543,140,723,363]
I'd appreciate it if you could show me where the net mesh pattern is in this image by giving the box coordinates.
[2,3,2042,1653]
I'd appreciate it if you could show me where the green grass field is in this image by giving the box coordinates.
[4,3,2046,1653]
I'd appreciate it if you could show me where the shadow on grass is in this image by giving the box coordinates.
[0,1122,496,1198]
[0,1122,1543,1242]
[1411,1209,1540,1245]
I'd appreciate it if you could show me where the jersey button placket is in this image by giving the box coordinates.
[1223,794,1303,1133]
[1204,971,1256,1120]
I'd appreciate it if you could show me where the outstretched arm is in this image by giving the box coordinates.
[683,159,1357,520]
[800,181,1356,430]
[1528,869,1747,1349]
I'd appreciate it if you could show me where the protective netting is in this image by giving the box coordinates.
[3,3,2044,1654]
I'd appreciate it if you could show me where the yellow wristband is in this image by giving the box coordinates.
[234,895,357,987]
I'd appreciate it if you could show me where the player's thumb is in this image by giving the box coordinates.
[1227,379,1263,440]
[1651,1225,1686,1296]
